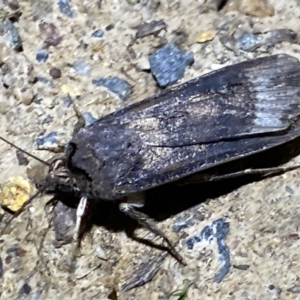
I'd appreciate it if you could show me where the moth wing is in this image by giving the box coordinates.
[71,54,300,198]
[99,54,300,146]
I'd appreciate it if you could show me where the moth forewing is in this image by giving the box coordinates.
[68,54,300,198]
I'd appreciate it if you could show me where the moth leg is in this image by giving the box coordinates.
[64,196,88,273]
[73,195,88,247]
[209,164,300,181]
[119,200,185,265]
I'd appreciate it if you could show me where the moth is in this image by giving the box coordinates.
[2,54,300,263]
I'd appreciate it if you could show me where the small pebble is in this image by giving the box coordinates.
[133,20,166,39]
[0,176,31,212]
[287,233,299,240]
[35,131,57,147]
[149,43,194,87]
[19,283,32,295]
[105,24,114,31]
[36,76,54,87]
[92,76,132,101]
[262,29,297,47]
[268,284,275,290]
[3,19,22,51]
[196,30,216,43]
[186,218,230,283]
[36,48,49,62]
[16,150,29,166]
[73,58,91,76]
[53,201,76,243]
[92,29,104,38]
[221,29,294,53]
[63,95,72,107]
[233,264,250,271]
[13,87,34,105]
[223,0,274,18]
[49,67,62,79]
[236,32,260,51]
[285,185,294,194]
[39,22,62,48]
[57,0,76,18]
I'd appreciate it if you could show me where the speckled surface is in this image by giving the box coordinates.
[1,0,300,299]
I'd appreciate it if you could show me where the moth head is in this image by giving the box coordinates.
[37,156,75,194]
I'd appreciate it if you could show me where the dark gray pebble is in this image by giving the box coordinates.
[63,95,72,107]
[53,201,76,245]
[19,283,32,295]
[73,58,91,76]
[49,67,62,79]
[36,48,49,62]
[92,76,132,101]
[233,264,250,271]
[39,22,62,48]
[3,19,22,51]
[16,150,29,166]
[92,29,104,38]
[105,24,114,31]
[186,218,230,283]
[57,0,76,18]
[236,32,260,51]
[35,132,57,146]
[149,43,194,87]
[285,185,294,194]
[133,20,166,39]
[36,76,54,88]
[262,29,297,47]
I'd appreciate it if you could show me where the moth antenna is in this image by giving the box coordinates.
[0,136,50,166]
[59,96,85,135]
[72,102,86,135]
[0,189,42,235]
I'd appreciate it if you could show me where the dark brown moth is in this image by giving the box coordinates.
[3,53,300,263]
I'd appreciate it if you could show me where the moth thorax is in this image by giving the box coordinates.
[49,159,70,185]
